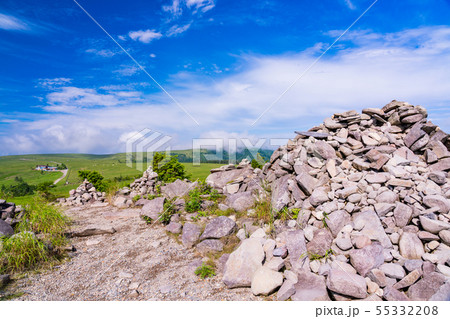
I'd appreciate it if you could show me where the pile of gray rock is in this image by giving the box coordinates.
[128,168,159,197]
[218,100,449,301]
[206,159,263,195]
[0,199,22,236]
[59,180,106,206]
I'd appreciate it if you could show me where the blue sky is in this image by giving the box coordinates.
[1,0,450,155]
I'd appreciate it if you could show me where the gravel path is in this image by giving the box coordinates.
[53,169,68,185]
[8,204,263,301]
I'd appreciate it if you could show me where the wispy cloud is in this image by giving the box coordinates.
[166,23,192,37]
[0,13,29,31]
[3,26,450,155]
[344,0,357,10]
[37,78,72,89]
[85,48,118,57]
[163,0,215,16]
[128,29,163,43]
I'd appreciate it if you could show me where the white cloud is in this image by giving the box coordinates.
[114,65,140,76]
[163,0,215,17]
[149,53,156,58]
[185,0,215,13]
[38,78,72,89]
[85,48,118,57]
[344,0,356,10]
[163,0,183,17]
[166,23,192,37]
[0,13,29,31]
[3,26,450,155]
[128,29,163,43]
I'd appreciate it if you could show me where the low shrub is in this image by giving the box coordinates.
[194,263,216,279]
[78,170,108,192]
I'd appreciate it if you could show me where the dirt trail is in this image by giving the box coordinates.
[53,169,68,185]
[10,204,261,301]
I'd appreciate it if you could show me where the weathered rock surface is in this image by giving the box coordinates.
[200,216,236,240]
[251,266,283,296]
[223,238,264,288]
[326,269,367,299]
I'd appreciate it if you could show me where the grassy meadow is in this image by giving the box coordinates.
[0,153,220,205]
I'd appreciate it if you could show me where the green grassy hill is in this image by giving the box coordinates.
[0,153,220,205]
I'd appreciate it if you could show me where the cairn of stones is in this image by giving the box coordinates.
[215,100,450,301]
[60,179,106,206]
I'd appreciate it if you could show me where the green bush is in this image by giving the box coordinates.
[78,170,108,192]
[251,159,262,169]
[185,188,202,213]
[0,177,35,197]
[152,153,190,183]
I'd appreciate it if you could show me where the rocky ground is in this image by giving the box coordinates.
[6,204,261,301]
[3,100,450,301]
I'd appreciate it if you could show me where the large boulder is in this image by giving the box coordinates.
[349,242,384,277]
[223,238,264,288]
[161,179,195,199]
[408,272,447,301]
[353,210,392,248]
[291,270,330,301]
[399,232,425,259]
[200,216,236,240]
[284,230,309,273]
[225,191,255,212]
[326,269,367,299]
[271,175,291,212]
[140,197,165,220]
[0,219,14,237]
[251,266,283,296]
[181,223,201,248]
[306,228,333,257]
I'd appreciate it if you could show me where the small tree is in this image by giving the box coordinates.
[78,170,107,192]
[152,153,190,183]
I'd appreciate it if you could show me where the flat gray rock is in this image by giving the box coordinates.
[399,232,424,259]
[181,223,201,248]
[326,210,351,237]
[200,216,236,240]
[306,228,333,257]
[225,191,255,212]
[223,238,264,288]
[161,179,194,199]
[353,210,392,248]
[196,239,223,253]
[423,195,450,214]
[284,230,309,273]
[292,270,329,301]
[165,222,182,234]
[277,280,296,301]
[420,216,450,234]
[380,263,406,279]
[0,219,14,237]
[326,269,367,299]
[251,266,283,296]
[408,272,447,301]
[140,197,165,220]
[349,242,384,277]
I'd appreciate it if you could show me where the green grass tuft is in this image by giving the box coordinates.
[194,263,216,279]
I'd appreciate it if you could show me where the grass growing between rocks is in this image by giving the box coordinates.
[0,198,70,273]
[195,262,216,279]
